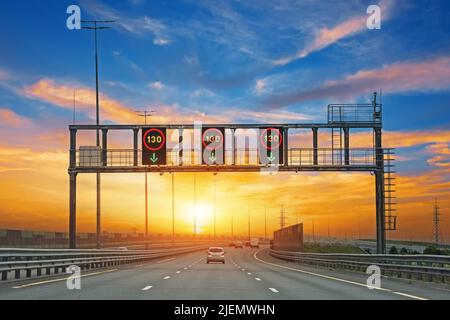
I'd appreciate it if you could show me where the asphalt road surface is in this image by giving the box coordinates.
[1,247,449,300]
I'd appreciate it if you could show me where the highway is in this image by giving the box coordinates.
[0,247,449,300]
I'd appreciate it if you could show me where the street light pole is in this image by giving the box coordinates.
[136,110,155,249]
[264,207,267,240]
[81,19,114,250]
[213,173,217,241]
[194,173,197,237]
[247,202,250,241]
[172,172,175,246]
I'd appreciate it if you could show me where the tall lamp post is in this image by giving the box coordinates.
[213,172,217,241]
[136,110,155,249]
[81,19,114,249]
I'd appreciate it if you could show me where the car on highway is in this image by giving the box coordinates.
[250,238,259,248]
[244,241,251,247]
[206,247,225,264]
[234,241,243,248]
[229,242,235,247]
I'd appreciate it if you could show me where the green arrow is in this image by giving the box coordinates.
[209,151,217,163]
[150,153,158,163]
[267,152,276,162]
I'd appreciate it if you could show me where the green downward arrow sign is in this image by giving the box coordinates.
[209,151,217,163]
[267,152,276,162]
[150,153,158,163]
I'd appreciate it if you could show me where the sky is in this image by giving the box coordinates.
[0,0,449,242]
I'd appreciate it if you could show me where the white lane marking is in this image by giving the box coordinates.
[247,272,252,275]
[176,271,181,274]
[11,269,118,289]
[142,285,153,291]
[392,291,428,301]
[157,258,176,264]
[253,249,428,301]
[269,287,279,293]
[163,276,171,280]
[184,267,188,270]
[135,264,144,267]
[255,278,261,281]
[242,269,246,271]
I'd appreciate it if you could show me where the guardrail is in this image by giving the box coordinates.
[0,244,214,281]
[270,249,450,284]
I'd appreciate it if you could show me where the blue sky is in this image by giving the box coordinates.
[1,0,450,173]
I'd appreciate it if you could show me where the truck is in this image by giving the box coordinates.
[250,238,259,248]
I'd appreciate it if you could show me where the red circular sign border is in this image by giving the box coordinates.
[202,128,224,151]
[260,128,283,150]
[143,128,166,151]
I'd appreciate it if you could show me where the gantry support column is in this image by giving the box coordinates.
[133,128,139,166]
[69,127,77,249]
[69,172,77,249]
[283,128,289,166]
[231,128,235,165]
[179,128,183,165]
[375,127,386,254]
[344,128,350,165]
[101,129,108,166]
[312,128,318,165]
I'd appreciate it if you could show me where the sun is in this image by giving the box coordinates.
[188,202,213,234]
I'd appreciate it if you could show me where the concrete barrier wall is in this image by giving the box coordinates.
[273,223,304,252]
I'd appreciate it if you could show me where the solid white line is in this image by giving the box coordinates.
[269,287,279,293]
[163,276,171,280]
[157,258,176,264]
[253,249,428,301]
[11,269,118,289]
[392,291,428,301]
[141,285,153,291]
[255,278,261,281]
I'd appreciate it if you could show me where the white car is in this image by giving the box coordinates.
[206,247,225,264]
[234,241,243,248]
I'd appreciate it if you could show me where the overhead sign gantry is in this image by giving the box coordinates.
[68,93,396,253]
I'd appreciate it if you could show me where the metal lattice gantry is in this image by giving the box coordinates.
[68,93,396,253]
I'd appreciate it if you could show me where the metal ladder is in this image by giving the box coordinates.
[384,149,397,231]
[331,128,342,165]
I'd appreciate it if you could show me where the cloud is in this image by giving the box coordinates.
[254,79,266,96]
[22,79,230,124]
[0,69,10,82]
[0,108,31,127]
[191,88,215,98]
[425,143,450,168]
[148,81,164,90]
[273,0,394,65]
[263,56,450,108]
[80,0,170,44]
[153,38,169,46]
[24,79,139,123]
